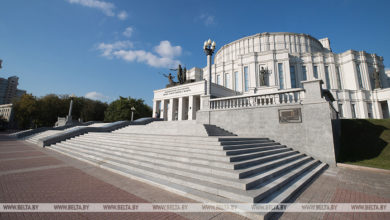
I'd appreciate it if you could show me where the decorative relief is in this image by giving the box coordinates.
[279,108,302,123]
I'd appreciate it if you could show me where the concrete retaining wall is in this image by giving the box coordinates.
[197,80,338,166]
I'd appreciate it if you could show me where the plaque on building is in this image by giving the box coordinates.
[279,108,302,123]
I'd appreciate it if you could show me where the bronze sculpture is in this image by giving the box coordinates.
[170,64,184,84]
[183,67,187,83]
[374,69,382,89]
[259,67,267,86]
[163,64,192,87]
[162,73,176,86]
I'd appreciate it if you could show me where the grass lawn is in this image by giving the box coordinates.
[338,119,390,170]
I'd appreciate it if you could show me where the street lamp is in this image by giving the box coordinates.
[67,94,75,122]
[131,107,136,121]
[203,39,216,95]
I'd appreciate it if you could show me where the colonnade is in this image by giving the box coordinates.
[153,95,201,121]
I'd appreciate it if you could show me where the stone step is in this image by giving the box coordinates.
[56,141,235,170]
[87,132,222,142]
[114,126,209,136]
[66,138,290,163]
[229,148,290,162]
[233,151,300,170]
[49,143,320,203]
[222,142,280,150]
[63,140,229,162]
[260,163,327,219]
[237,153,306,179]
[69,138,227,156]
[203,124,236,136]
[252,160,320,203]
[243,156,312,190]
[54,142,311,191]
[54,143,243,187]
[78,135,223,147]
[88,132,270,143]
[79,135,276,149]
[69,138,283,156]
[55,141,302,185]
[48,146,266,219]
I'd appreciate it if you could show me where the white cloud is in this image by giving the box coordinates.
[117,11,128,20]
[97,41,133,58]
[97,40,182,68]
[123,27,133,37]
[66,0,128,20]
[198,13,216,26]
[67,0,115,16]
[154,40,182,58]
[85,91,110,101]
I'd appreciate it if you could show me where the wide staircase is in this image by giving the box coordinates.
[47,121,327,219]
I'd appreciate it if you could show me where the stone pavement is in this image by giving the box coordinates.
[0,134,245,220]
[279,166,390,220]
[1,133,390,220]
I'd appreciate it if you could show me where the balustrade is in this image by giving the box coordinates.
[209,89,304,110]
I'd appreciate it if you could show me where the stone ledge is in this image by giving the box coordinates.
[337,163,390,174]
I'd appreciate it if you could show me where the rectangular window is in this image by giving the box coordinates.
[313,66,319,79]
[278,63,284,89]
[225,73,230,89]
[356,64,363,89]
[351,104,357,118]
[338,104,343,118]
[216,75,221,85]
[302,66,307,81]
[290,66,296,88]
[325,66,331,89]
[367,103,373,119]
[336,66,342,89]
[244,67,249,92]
[234,71,239,91]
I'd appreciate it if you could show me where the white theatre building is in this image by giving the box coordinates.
[153,32,390,120]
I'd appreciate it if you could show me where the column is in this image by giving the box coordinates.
[168,98,174,121]
[387,100,390,118]
[152,100,157,118]
[188,95,194,120]
[373,101,383,119]
[178,97,183,121]
[163,100,169,121]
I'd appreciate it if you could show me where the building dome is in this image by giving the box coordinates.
[214,32,326,64]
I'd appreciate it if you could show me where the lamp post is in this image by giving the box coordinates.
[203,39,216,95]
[67,94,75,122]
[131,107,136,121]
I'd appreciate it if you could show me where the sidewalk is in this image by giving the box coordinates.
[1,133,390,220]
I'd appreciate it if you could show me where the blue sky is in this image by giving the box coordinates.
[1,0,390,106]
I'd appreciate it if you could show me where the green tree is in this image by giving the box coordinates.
[104,96,152,122]
[13,94,38,129]
[12,94,108,129]
[36,94,68,127]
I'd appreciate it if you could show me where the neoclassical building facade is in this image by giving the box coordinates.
[153,32,390,120]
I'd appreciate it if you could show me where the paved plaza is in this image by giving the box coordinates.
[0,133,389,220]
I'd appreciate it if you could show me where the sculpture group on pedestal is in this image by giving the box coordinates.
[162,64,193,88]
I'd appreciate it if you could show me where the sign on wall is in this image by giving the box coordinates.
[279,108,302,123]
